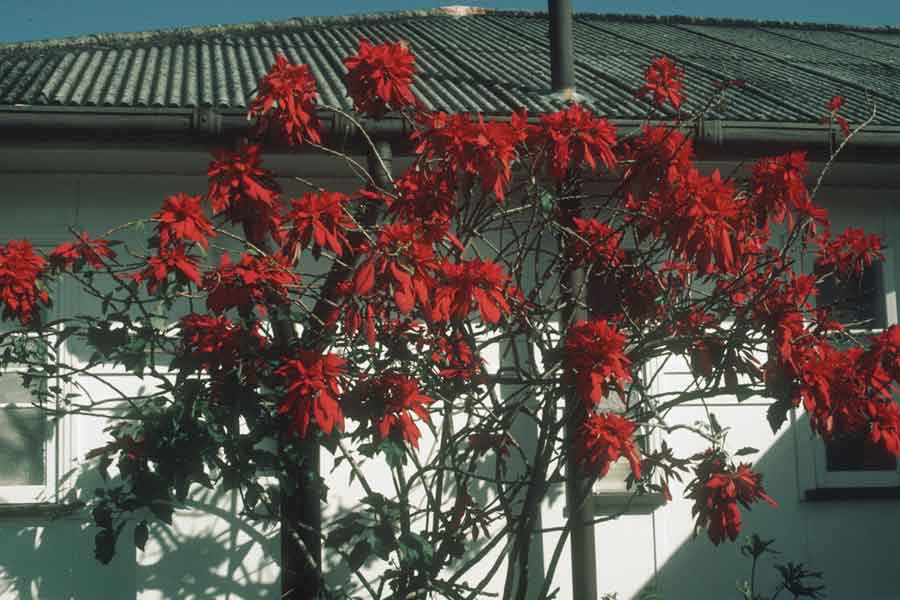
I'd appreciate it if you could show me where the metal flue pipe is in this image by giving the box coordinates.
[549,0,575,97]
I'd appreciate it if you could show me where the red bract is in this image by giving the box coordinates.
[413,111,526,201]
[569,218,624,268]
[0,239,50,325]
[535,104,617,182]
[343,38,417,117]
[204,252,300,315]
[564,320,632,407]
[373,167,457,243]
[637,55,684,109]
[49,232,116,271]
[574,412,642,479]
[814,227,883,279]
[357,373,434,449]
[153,193,215,250]
[207,141,282,241]
[633,166,748,275]
[284,191,356,257]
[687,450,778,545]
[179,313,265,376]
[433,258,513,324]
[820,95,851,138]
[248,52,321,145]
[276,351,346,438]
[131,244,201,294]
[353,223,436,315]
[750,152,825,231]
[623,124,695,189]
[429,331,484,380]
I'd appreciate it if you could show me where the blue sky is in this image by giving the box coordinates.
[2,0,899,43]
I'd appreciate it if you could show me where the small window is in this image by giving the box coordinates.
[812,246,899,488]
[815,258,886,330]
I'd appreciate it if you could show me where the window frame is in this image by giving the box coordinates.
[809,244,900,489]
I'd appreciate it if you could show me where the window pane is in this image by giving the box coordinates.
[826,428,896,472]
[817,260,881,328]
[0,374,46,486]
[0,407,45,485]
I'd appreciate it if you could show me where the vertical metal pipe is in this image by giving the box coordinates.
[549,0,575,95]
[559,187,598,600]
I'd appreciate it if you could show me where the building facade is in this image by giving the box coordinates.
[0,8,899,600]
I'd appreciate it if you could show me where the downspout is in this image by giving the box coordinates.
[550,1,599,599]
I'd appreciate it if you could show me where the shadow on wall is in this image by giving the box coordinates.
[0,464,279,599]
[629,409,900,600]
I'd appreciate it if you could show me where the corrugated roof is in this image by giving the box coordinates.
[2,9,900,125]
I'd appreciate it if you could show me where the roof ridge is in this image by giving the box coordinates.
[1,8,899,54]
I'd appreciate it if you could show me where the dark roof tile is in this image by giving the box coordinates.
[0,9,898,124]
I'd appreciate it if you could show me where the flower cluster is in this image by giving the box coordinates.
[248,52,321,145]
[207,141,282,242]
[204,252,300,315]
[283,191,356,258]
[350,372,434,448]
[564,320,632,407]
[276,351,346,438]
[0,239,50,325]
[574,412,642,479]
[687,450,778,545]
[637,55,684,109]
[533,104,618,182]
[49,232,117,271]
[153,193,215,250]
[343,38,417,117]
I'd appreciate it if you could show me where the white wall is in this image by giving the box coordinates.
[0,145,897,600]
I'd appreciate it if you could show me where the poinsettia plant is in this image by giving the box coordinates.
[0,37,894,600]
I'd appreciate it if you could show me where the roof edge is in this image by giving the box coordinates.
[2,8,899,55]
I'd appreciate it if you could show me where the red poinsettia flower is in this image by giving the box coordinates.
[49,232,117,271]
[179,313,265,375]
[153,193,215,250]
[0,239,50,325]
[429,331,484,380]
[343,38,417,117]
[820,94,851,138]
[433,258,514,325]
[207,140,282,242]
[283,191,356,258]
[569,218,625,268]
[131,244,201,294]
[276,351,346,438]
[564,320,632,407]
[637,55,685,109]
[353,372,434,449]
[687,449,778,545]
[352,222,437,316]
[814,227,883,279]
[413,111,526,201]
[574,412,642,479]
[248,52,321,145]
[534,104,618,182]
[750,152,825,230]
[203,252,301,315]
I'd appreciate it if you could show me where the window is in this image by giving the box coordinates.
[812,246,899,488]
[0,334,59,504]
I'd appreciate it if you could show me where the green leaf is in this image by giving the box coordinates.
[347,540,371,571]
[767,399,792,434]
[734,447,759,457]
[134,521,149,552]
[94,529,117,565]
